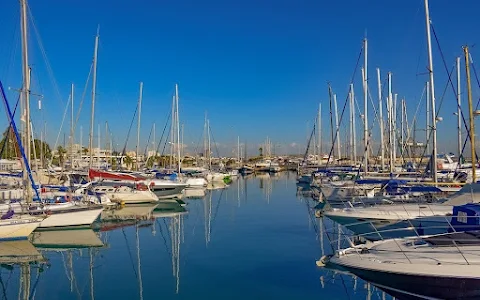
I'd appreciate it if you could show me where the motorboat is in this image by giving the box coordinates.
[323,183,480,240]
[322,230,480,299]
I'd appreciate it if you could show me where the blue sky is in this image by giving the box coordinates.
[1,0,480,156]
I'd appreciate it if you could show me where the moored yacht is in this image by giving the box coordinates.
[322,231,480,299]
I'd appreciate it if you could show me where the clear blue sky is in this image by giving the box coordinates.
[1,0,480,156]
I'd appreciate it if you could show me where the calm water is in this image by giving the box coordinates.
[3,172,392,300]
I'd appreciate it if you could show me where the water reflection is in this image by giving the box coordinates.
[295,181,395,300]
[0,173,398,299]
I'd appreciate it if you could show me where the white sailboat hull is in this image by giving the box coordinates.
[0,216,42,241]
[38,208,103,229]
[106,190,158,204]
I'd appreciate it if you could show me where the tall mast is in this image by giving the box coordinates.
[136,82,143,171]
[70,83,74,170]
[377,68,385,171]
[20,0,32,201]
[464,46,476,183]
[334,94,341,161]
[153,122,156,156]
[401,99,405,157]
[328,84,335,158]
[393,93,398,163]
[237,136,240,166]
[203,112,207,165]
[318,103,322,164]
[170,95,175,168]
[349,87,354,162]
[175,84,181,174]
[207,119,211,170]
[424,0,438,184]
[456,57,462,164]
[363,38,369,175]
[426,81,430,154]
[89,28,99,171]
[350,84,357,165]
[388,72,394,174]
[97,124,100,168]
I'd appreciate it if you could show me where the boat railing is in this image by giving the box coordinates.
[321,213,480,265]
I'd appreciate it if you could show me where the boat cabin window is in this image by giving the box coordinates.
[424,231,480,246]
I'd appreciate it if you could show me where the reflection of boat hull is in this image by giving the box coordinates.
[0,240,44,263]
[0,217,42,241]
[31,229,103,249]
[206,182,227,190]
[183,188,206,199]
[100,203,157,221]
[38,207,103,230]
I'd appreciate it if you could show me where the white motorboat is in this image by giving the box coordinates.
[205,172,227,183]
[323,183,480,240]
[322,231,480,299]
[183,188,206,199]
[143,178,187,199]
[184,177,207,187]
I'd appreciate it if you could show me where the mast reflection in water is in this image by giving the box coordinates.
[0,173,394,299]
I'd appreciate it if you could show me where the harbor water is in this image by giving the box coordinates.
[2,172,391,300]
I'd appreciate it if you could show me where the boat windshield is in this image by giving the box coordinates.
[424,231,480,246]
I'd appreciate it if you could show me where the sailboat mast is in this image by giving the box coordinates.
[89,29,99,171]
[388,72,394,173]
[97,124,100,168]
[363,38,369,175]
[464,46,476,183]
[393,94,398,163]
[456,57,462,164]
[170,95,175,168]
[377,68,385,171]
[175,84,181,174]
[426,81,430,154]
[136,82,143,171]
[349,88,354,162]
[152,122,156,156]
[328,84,334,158]
[70,83,74,170]
[237,136,240,166]
[207,120,211,170]
[424,0,438,184]
[20,0,32,200]
[334,94,341,161]
[317,103,321,164]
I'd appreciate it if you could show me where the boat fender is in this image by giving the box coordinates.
[316,255,331,267]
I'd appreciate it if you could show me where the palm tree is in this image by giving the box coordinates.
[57,145,67,168]
[124,155,133,170]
